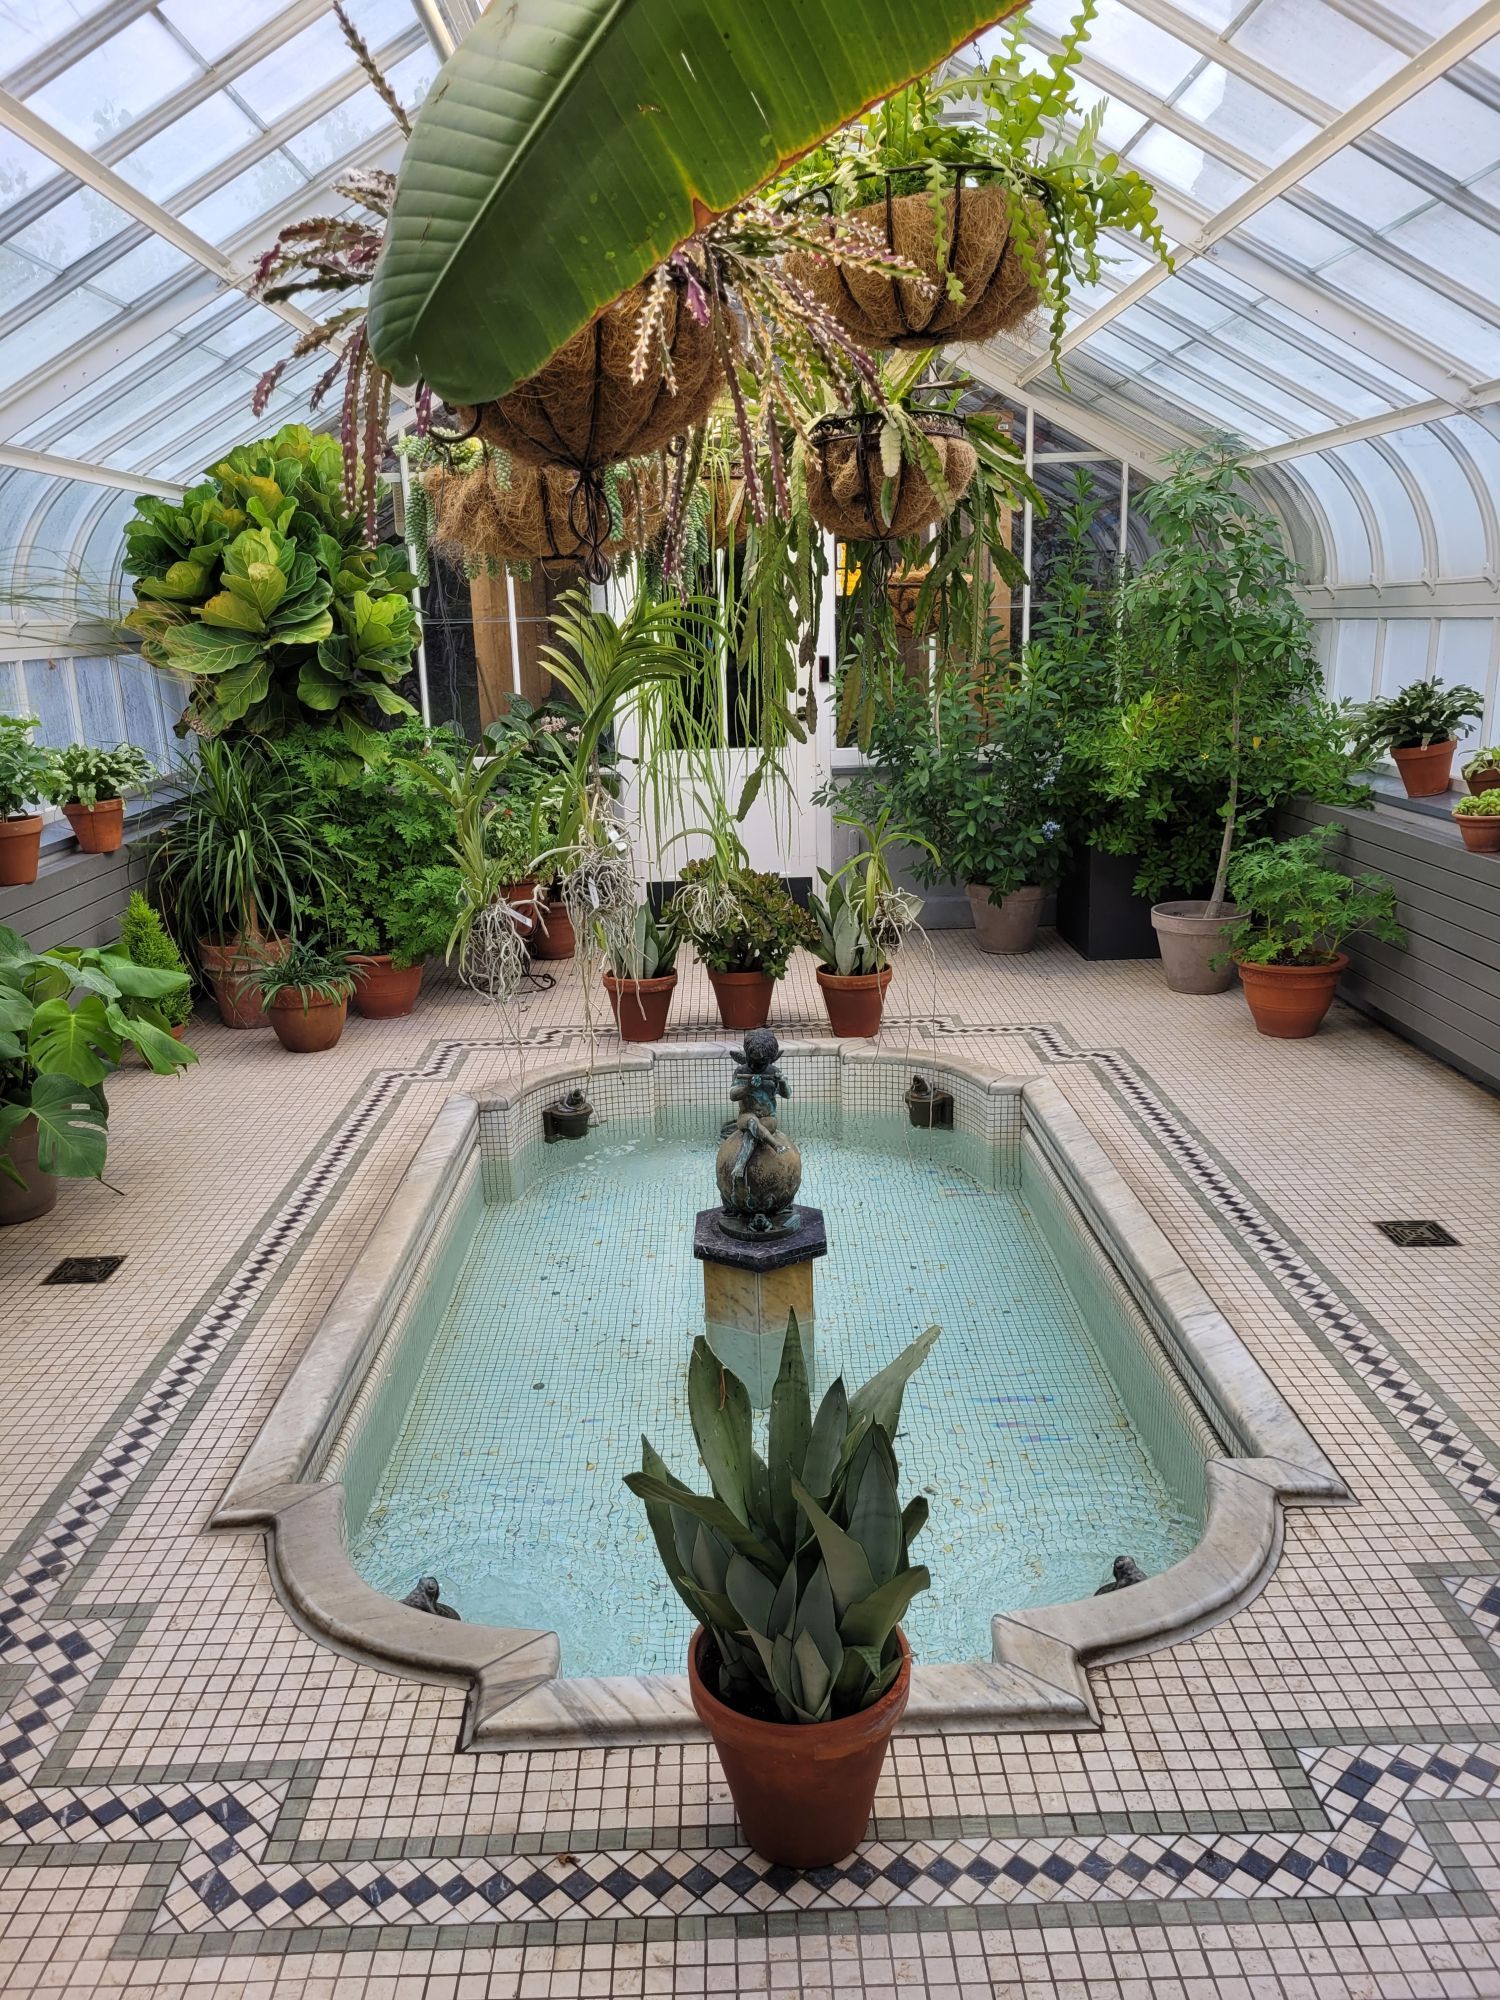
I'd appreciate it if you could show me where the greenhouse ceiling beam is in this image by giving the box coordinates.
[1244,382,1500,465]
[961,351,1174,479]
[410,0,457,58]
[2,0,159,97]
[0,444,182,498]
[1016,4,1500,386]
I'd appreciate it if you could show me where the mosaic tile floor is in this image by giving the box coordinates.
[2,932,1500,1997]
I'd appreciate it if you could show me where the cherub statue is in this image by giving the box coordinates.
[714,1028,803,1235]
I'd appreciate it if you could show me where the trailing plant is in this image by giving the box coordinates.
[122,424,420,761]
[604,905,680,980]
[1355,680,1484,755]
[808,810,929,974]
[53,742,153,809]
[0,923,195,1186]
[1224,827,1405,968]
[624,1316,938,1723]
[252,939,357,1010]
[1454,791,1500,817]
[0,716,60,819]
[118,893,193,1032]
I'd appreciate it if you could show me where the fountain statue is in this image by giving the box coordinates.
[714,1028,803,1237]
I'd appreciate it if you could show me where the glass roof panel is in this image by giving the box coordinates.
[1375,78,1500,183]
[1172,63,1317,165]
[1297,152,1431,232]
[23,15,203,149]
[0,3,117,74]
[114,93,262,203]
[0,293,117,394]
[1229,0,1405,111]
[174,151,309,243]
[1020,0,1202,94]
[1126,127,1254,210]
[6,183,131,263]
[156,0,289,63]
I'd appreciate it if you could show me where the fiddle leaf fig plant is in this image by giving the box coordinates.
[625,1318,938,1722]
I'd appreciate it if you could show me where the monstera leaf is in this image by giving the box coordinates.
[368,0,1027,404]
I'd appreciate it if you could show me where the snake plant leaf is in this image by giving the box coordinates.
[792,1630,835,1721]
[802,1376,849,1501]
[687,1336,754,1524]
[839,1564,931,1653]
[790,1475,875,1615]
[900,1495,930,1557]
[623,1472,780,1571]
[847,1324,941,1438]
[368,1,1028,404]
[846,1428,902,1580]
[767,1314,812,1546]
[724,1551,777,1637]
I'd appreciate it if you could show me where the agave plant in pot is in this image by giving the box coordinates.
[809,811,928,1037]
[625,1318,938,1868]
[602,904,680,1042]
[1356,679,1483,798]
[253,939,357,1054]
[1225,826,1404,1039]
[0,715,61,888]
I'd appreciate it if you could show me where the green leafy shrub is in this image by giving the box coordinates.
[53,743,153,808]
[118,893,193,1030]
[122,424,419,760]
[0,716,61,819]
[1224,827,1405,967]
[1454,791,1500,817]
[668,860,814,977]
[1356,680,1483,754]
[625,1319,937,1722]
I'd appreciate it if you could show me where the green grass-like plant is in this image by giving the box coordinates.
[252,939,357,1011]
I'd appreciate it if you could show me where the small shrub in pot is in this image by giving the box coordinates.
[1462,745,1500,795]
[0,715,61,887]
[667,856,814,1031]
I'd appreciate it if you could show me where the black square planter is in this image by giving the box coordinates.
[1055,847,1165,961]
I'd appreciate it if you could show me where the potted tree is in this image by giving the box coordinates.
[1356,680,1483,797]
[624,1320,938,1868]
[1224,827,1404,1039]
[668,857,813,1030]
[150,740,327,1028]
[253,940,356,1054]
[1461,745,1500,795]
[118,893,194,1041]
[602,904,680,1042]
[0,922,196,1225]
[1454,792,1500,853]
[808,811,927,1037]
[53,743,153,855]
[0,716,60,888]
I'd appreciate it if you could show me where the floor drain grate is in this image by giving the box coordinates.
[42,1256,126,1285]
[1374,1220,1460,1248]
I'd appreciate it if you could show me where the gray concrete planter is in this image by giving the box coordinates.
[1151,901,1243,994]
[967,883,1043,953]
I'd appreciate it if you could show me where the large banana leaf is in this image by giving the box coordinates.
[369,0,1026,404]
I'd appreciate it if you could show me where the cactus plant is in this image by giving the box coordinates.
[624,1317,937,1722]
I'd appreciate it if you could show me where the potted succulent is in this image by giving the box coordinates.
[1224,827,1404,1039]
[253,940,356,1054]
[1355,680,1483,797]
[625,1319,938,1868]
[118,893,193,1041]
[53,743,153,855]
[1462,745,1500,795]
[150,740,326,1028]
[602,904,680,1042]
[1454,791,1500,853]
[0,715,61,888]
[0,922,195,1225]
[808,811,927,1037]
[668,857,813,1031]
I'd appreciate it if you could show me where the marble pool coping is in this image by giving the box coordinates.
[214,1045,1349,1750]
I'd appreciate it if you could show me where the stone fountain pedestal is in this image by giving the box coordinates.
[693,1206,827,1407]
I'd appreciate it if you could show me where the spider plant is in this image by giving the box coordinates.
[809,808,931,974]
[251,939,357,1010]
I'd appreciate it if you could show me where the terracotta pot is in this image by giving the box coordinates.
[268,989,348,1053]
[530,899,576,960]
[816,965,892,1038]
[1236,954,1348,1039]
[0,813,43,887]
[349,954,424,1018]
[62,798,125,854]
[1150,901,1243,995]
[603,969,677,1043]
[1467,765,1500,795]
[967,882,1042,954]
[0,1115,58,1226]
[688,1627,911,1868]
[197,935,286,1029]
[1455,813,1500,854]
[1391,738,1456,797]
[707,968,776,1031]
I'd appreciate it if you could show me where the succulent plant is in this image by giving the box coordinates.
[624,1317,937,1723]
[605,903,679,979]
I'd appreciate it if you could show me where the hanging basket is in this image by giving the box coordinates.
[424,458,662,581]
[789,181,1042,352]
[806,411,977,542]
[453,269,722,475]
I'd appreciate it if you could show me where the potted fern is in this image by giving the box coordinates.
[54,743,153,854]
[625,1319,937,1868]
[602,905,680,1042]
[809,811,927,1037]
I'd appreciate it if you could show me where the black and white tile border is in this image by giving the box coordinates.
[2,1017,1499,1943]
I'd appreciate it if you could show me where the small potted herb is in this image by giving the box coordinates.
[667,860,814,1031]
[1454,791,1500,854]
[625,1320,938,1868]
[118,893,194,1041]
[53,743,153,854]
[0,716,61,887]
[602,905,680,1042]
[253,940,356,1054]
[1462,745,1500,796]
[808,811,927,1037]
[1355,680,1483,797]
[1224,827,1404,1039]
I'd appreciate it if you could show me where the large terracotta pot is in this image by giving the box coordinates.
[1236,954,1348,1039]
[706,969,775,1031]
[816,966,892,1038]
[268,989,348,1053]
[688,1627,910,1868]
[0,1116,57,1226]
[349,954,424,1019]
[0,813,43,887]
[1455,813,1500,854]
[198,935,286,1029]
[62,798,125,854]
[967,882,1042,954]
[530,899,576,960]
[602,970,677,1043]
[1150,901,1243,995]
[1391,738,1456,797]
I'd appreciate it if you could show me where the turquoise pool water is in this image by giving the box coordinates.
[345,1130,1205,1675]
